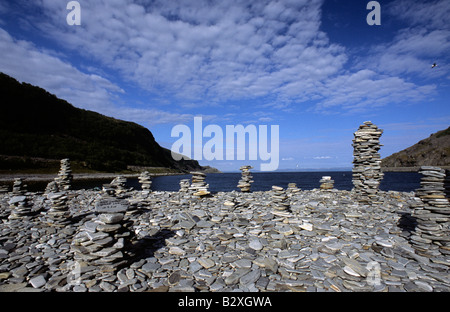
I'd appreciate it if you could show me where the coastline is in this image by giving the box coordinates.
[0,172,184,183]
[382,166,450,172]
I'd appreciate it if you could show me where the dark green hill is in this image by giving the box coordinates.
[0,72,205,173]
[381,126,450,169]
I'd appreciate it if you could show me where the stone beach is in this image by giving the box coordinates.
[1,184,449,292]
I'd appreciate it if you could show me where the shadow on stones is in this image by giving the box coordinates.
[126,229,176,263]
[68,212,95,224]
[397,212,417,237]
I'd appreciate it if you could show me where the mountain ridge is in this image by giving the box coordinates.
[381,126,450,169]
[0,72,216,173]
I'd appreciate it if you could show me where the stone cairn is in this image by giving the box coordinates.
[55,158,73,191]
[410,166,450,257]
[12,178,26,195]
[45,181,59,194]
[47,192,70,225]
[352,121,384,200]
[189,172,210,197]
[102,183,116,197]
[319,176,334,190]
[138,171,152,195]
[8,178,32,219]
[237,165,254,192]
[110,176,128,197]
[271,186,290,215]
[0,184,9,193]
[286,183,300,196]
[287,183,299,192]
[8,194,32,220]
[179,179,191,193]
[71,198,130,273]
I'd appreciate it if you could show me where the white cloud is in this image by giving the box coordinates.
[313,156,332,160]
[313,69,435,113]
[0,0,444,119]
[387,0,450,30]
[354,0,450,81]
[16,0,349,105]
[0,27,207,127]
[0,27,122,112]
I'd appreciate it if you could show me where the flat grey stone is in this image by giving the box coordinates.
[233,259,252,269]
[249,239,263,251]
[198,258,215,269]
[95,199,128,213]
[141,262,161,273]
[240,269,260,285]
[29,275,46,288]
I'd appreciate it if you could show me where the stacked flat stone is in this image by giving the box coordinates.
[102,184,116,196]
[444,169,450,199]
[110,176,128,197]
[271,186,290,215]
[287,183,300,195]
[352,121,384,199]
[179,179,191,193]
[8,195,32,219]
[138,171,152,194]
[320,176,334,190]
[45,181,59,194]
[237,166,254,192]
[12,178,26,195]
[410,166,450,257]
[55,158,73,191]
[189,172,210,197]
[47,192,70,225]
[0,185,9,193]
[71,198,130,271]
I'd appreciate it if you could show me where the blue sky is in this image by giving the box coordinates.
[0,0,449,171]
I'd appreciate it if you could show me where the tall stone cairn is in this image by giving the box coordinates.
[410,166,450,257]
[138,171,152,194]
[237,165,254,192]
[352,121,384,199]
[55,158,73,191]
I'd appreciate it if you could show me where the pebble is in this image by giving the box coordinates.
[29,275,46,288]
[249,239,263,251]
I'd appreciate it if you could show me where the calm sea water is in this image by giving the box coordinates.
[17,171,422,193]
[149,172,421,193]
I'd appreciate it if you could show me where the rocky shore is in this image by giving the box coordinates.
[1,186,449,292]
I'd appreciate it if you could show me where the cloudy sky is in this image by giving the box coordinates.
[0,0,449,171]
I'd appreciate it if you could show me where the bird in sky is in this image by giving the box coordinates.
[431,62,437,68]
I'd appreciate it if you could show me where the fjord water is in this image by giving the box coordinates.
[149,171,421,193]
[20,171,422,193]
